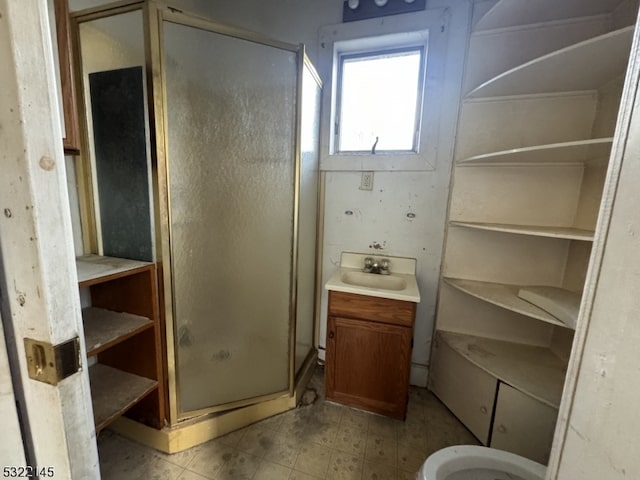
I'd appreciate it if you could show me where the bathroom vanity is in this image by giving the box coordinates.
[324,253,420,419]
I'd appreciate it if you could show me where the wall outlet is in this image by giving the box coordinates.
[360,171,374,191]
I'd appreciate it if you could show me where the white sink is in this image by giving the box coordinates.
[341,271,407,291]
[325,253,421,303]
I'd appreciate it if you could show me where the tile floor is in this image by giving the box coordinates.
[98,366,479,479]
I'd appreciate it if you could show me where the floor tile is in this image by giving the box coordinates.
[185,440,237,478]
[340,407,371,431]
[177,470,212,480]
[326,450,363,480]
[290,471,323,480]
[364,435,398,467]
[237,424,279,458]
[215,451,261,479]
[252,460,293,480]
[262,435,302,468]
[368,415,400,440]
[362,459,398,480]
[98,366,481,480]
[333,423,368,457]
[398,442,428,473]
[294,442,332,478]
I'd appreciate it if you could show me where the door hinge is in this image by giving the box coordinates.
[24,337,81,385]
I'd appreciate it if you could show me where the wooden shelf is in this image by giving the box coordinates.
[438,331,567,408]
[76,254,152,287]
[450,221,595,241]
[467,27,633,99]
[457,138,613,166]
[89,363,158,432]
[83,307,153,356]
[474,0,623,31]
[443,278,571,328]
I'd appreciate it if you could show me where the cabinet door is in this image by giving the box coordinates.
[429,334,497,444]
[326,316,412,419]
[491,382,557,464]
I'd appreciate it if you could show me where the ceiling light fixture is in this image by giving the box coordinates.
[374,0,389,6]
[347,0,359,9]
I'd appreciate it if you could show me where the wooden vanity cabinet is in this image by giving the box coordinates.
[325,291,416,419]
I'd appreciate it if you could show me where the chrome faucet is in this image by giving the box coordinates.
[363,257,390,275]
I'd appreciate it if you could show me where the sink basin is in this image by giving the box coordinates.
[341,271,407,291]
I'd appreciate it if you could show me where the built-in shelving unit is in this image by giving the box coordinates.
[77,254,165,432]
[467,27,634,98]
[430,0,637,465]
[449,221,595,241]
[443,278,569,327]
[474,0,624,31]
[438,331,566,408]
[457,138,613,166]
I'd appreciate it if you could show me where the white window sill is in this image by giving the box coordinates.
[320,151,435,171]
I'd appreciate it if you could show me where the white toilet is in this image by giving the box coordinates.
[417,445,546,480]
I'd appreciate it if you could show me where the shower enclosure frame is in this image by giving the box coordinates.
[71,0,323,428]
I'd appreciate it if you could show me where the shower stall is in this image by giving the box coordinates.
[72,0,322,433]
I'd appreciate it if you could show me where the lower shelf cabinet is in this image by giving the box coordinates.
[429,330,560,463]
[491,382,558,465]
[429,333,496,444]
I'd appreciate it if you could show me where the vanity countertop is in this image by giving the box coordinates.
[325,252,421,303]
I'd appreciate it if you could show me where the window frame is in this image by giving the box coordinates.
[318,8,453,172]
[334,45,426,155]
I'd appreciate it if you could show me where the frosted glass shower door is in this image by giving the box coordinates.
[163,21,297,414]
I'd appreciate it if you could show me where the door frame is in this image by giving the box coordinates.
[0,0,99,476]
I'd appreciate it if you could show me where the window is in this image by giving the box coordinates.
[336,47,424,154]
[319,9,453,171]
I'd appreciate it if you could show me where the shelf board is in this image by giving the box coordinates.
[89,364,157,432]
[76,254,152,287]
[450,221,595,241]
[457,138,613,166]
[443,277,572,328]
[438,331,566,408]
[83,307,153,356]
[467,27,634,99]
[474,0,622,32]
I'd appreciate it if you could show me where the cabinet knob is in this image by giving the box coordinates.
[328,331,335,339]
[480,406,488,414]
[497,425,507,434]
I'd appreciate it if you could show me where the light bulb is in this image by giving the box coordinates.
[347,0,359,9]
[404,0,416,3]
[374,0,388,6]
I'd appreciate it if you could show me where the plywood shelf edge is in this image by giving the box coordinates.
[76,254,153,286]
[449,221,595,241]
[83,307,153,356]
[443,277,572,328]
[89,364,158,433]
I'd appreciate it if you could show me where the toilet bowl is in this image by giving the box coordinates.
[417,445,546,480]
